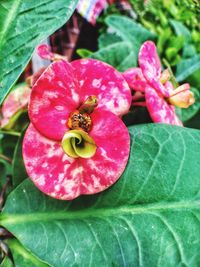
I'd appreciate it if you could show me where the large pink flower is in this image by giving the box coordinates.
[23,58,132,200]
[123,41,194,126]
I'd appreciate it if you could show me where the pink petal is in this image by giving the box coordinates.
[37,44,54,60]
[2,86,31,118]
[1,85,31,128]
[145,85,183,126]
[29,60,80,141]
[23,124,80,200]
[71,59,132,116]
[80,109,130,195]
[123,68,146,92]
[23,110,130,200]
[139,41,169,97]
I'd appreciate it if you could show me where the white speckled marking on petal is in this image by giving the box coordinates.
[71,59,132,116]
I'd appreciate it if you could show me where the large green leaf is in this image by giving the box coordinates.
[92,41,137,71]
[176,54,200,82]
[89,15,156,71]
[1,124,200,267]
[0,0,78,104]
[98,33,122,49]
[0,257,13,267]
[105,15,156,44]
[7,239,50,267]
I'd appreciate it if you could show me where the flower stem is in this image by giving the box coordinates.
[163,58,179,88]
[0,130,20,137]
[0,154,12,164]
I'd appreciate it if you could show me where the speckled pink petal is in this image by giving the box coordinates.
[122,68,146,92]
[139,41,169,97]
[80,109,130,194]
[37,44,54,60]
[23,123,80,200]
[71,59,132,116]
[29,60,80,141]
[145,85,183,126]
[1,85,31,128]
[23,110,130,200]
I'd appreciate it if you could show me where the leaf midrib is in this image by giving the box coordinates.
[0,0,22,49]
[1,200,200,225]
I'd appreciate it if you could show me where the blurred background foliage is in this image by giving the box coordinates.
[77,0,200,128]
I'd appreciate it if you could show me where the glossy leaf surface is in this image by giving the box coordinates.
[0,0,78,103]
[2,124,200,267]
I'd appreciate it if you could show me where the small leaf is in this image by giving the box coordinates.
[169,19,192,43]
[157,28,171,54]
[168,36,185,52]
[105,15,156,44]
[98,33,122,49]
[76,49,93,58]
[92,41,138,71]
[2,124,200,267]
[176,54,200,82]
[182,44,196,58]
[0,0,78,104]
[0,256,14,267]
[7,239,50,267]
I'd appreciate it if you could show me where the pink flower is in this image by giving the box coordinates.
[0,84,31,129]
[23,57,132,200]
[123,41,195,126]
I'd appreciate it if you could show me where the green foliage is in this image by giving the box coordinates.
[176,54,200,82]
[176,87,200,123]
[0,0,78,104]
[89,15,156,71]
[92,41,137,71]
[12,129,27,188]
[76,49,93,58]
[0,256,14,267]
[2,124,200,266]
[7,239,50,267]
[129,0,200,74]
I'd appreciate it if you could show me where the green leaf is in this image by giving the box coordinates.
[177,87,200,122]
[2,124,200,267]
[12,129,27,188]
[0,257,14,267]
[176,54,200,82]
[0,0,78,104]
[105,15,156,44]
[169,19,192,43]
[157,27,171,54]
[98,33,122,49]
[7,239,50,267]
[76,49,93,58]
[184,111,200,130]
[182,44,196,58]
[168,36,185,52]
[92,41,137,71]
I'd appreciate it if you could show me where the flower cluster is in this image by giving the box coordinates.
[23,52,131,200]
[123,41,195,126]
